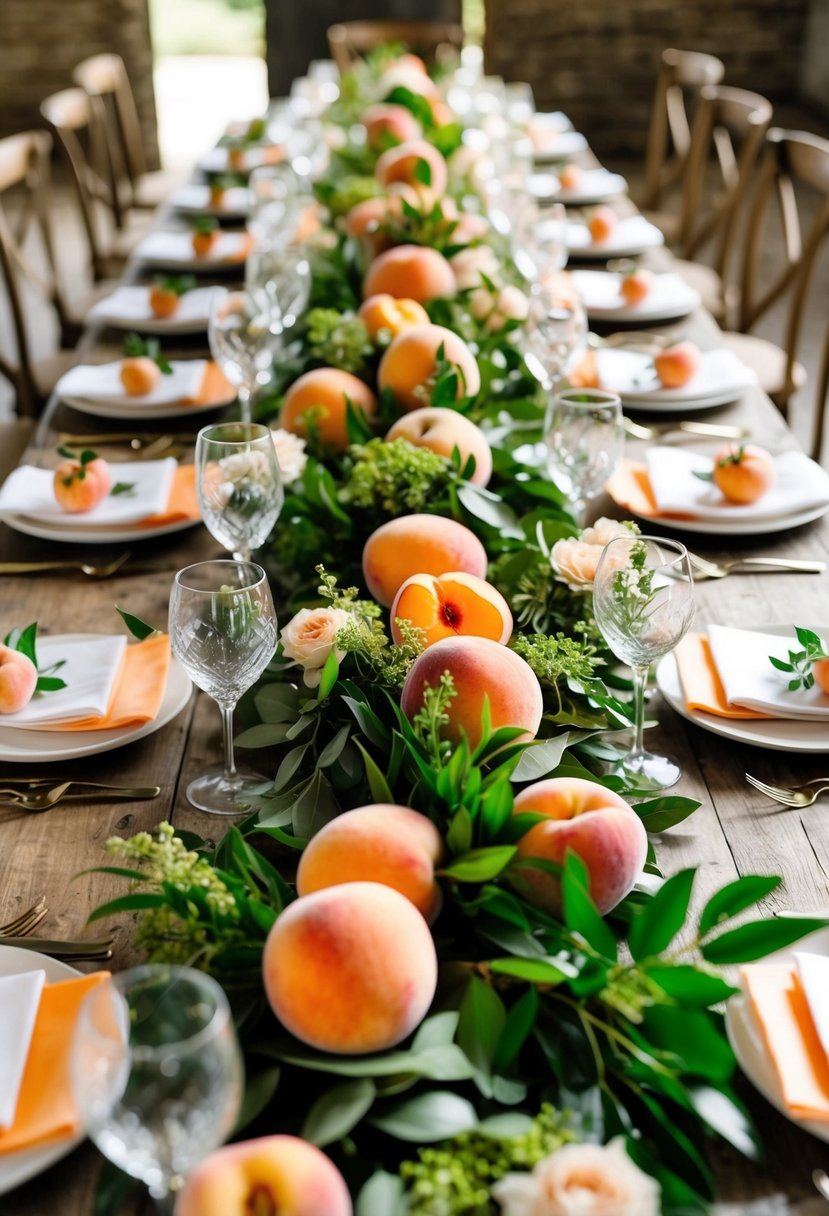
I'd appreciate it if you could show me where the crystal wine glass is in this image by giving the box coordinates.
[208,289,282,425]
[524,283,588,389]
[245,240,311,333]
[196,422,284,562]
[593,535,695,790]
[71,965,243,1214]
[170,560,277,814]
[544,387,623,524]
[247,163,306,246]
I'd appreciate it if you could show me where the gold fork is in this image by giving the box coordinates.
[624,418,751,442]
[0,895,48,937]
[746,773,829,808]
[689,554,826,581]
[0,551,132,578]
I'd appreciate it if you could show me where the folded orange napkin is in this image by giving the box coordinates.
[741,962,829,1122]
[606,460,697,520]
[0,972,110,1154]
[35,634,171,732]
[674,633,772,720]
[182,360,236,409]
[139,464,199,527]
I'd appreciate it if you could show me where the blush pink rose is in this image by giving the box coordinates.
[551,518,632,589]
[492,1138,660,1216]
[280,607,353,687]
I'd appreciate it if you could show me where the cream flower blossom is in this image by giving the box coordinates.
[492,1138,660,1216]
[551,518,632,590]
[270,427,308,485]
[280,607,352,687]
[450,244,501,290]
[470,284,531,333]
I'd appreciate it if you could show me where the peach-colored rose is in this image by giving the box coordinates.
[492,1138,660,1216]
[450,245,501,291]
[551,518,632,590]
[579,517,633,548]
[280,607,353,687]
[469,284,529,333]
[270,427,308,485]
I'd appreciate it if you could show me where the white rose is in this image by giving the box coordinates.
[483,285,530,333]
[270,427,308,485]
[493,1138,660,1216]
[469,286,496,321]
[580,517,631,548]
[450,245,501,290]
[280,607,352,686]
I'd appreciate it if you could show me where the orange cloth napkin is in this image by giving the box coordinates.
[33,635,171,732]
[0,972,110,1154]
[741,962,829,1122]
[139,464,199,527]
[606,460,697,521]
[674,633,772,720]
[182,360,236,409]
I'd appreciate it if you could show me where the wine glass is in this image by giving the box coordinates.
[196,422,284,563]
[593,536,695,790]
[525,285,588,388]
[208,290,282,425]
[245,241,311,332]
[247,164,306,245]
[170,560,277,814]
[71,965,243,1214]
[521,203,568,282]
[544,387,623,524]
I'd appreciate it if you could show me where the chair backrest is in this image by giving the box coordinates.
[74,53,147,216]
[738,128,829,407]
[642,48,725,210]
[809,324,829,462]
[327,20,464,75]
[678,85,773,274]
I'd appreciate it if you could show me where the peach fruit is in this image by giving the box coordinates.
[511,777,647,916]
[378,324,481,411]
[558,164,583,191]
[363,245,456,305]
[280,368,378,452]
[344,195,388,241]
[401,636,544,749]
[711,443,776,504]
[391,572,513,648]
[174,1135,352,1216]
[149,283,181,319]
[379,65,440,100]
[814,658,829,695]
[0,644,38,714]
[362,103,422,150]
[362,513,487,607]
[587,206,618,244]
[386,406,492,486]
[654,340,701,388]
[375,139,448,195]
[119,357,161,396]
[263,882,438,1054]
[53,455,112,513]
[296,803,443,923]
[192,229,219,258]
[619,268,653,307]
[358,294,430,341]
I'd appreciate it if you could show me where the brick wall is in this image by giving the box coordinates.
[0,0,159,168]
[484,0,809,157]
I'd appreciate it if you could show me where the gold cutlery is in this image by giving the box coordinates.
[0,784,161,811]
[690,554,826,581]
[0,935,115,960]
[746,773,829,809]
[0,552,132,578]
[58,431,197,448]
[0,896,48,938]
[624,418,751,442]
[0,777,162,792]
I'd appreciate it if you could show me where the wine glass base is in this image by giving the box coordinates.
[610,751,682,791]
[185,767,268,816]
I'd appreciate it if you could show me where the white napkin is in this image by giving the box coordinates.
[794,952,829,1060]
[56,360,207,407]
[707,624,829,720]
[87,285,225,329]
[645,447,829,521]
[563,214,664,254]
[571,270,700,316]
[595,346,757,401]
[133,231,249,267]
[0,634,126,728]
[171,184,251,215]
[0,970,45,1128]
[0,458,177,526]
[531,168,627,202]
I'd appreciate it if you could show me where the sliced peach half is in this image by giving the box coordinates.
[391,571,513,648]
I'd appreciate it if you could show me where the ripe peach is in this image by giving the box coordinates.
[429,98,455,127]
[654,340,701,388]
[378,324,480,411]
[0,644,38,714]
[192,230,219,258]
[510,777,647,916]
[619,268,653,307]
[401,636,543,749]
[363,245,456,305]
[393,52,428,75]
[53,456,112,513]
[558,164,583,191]
[379,66,440,100]
[263,882,438,1054]
[280,368,378,452]
[344,195,388,241]
[587,206,618,244]
[386,407,492,486]
[814,658,829,695]
[362,103,422,150]
[358,294,430,341]
[296,804,443,923]
[119,357,160,396]
[149,283,180,319]
[227,146,245,171]
[375,139,448,195]
[362,513,487,607]
[174,1135,352,1216]
[391,572,513,648]
[711,443,776,504]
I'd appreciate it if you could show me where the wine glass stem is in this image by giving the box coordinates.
[237,384,252,425]
[571,495,587,528]
[220,702,238,779]
[232,549,252,563]
[630,664,649,758]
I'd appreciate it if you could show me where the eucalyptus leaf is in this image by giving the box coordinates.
[698,875,781,938]
[511,735,570,783]
[354,740,393,802]
[355,1171,407,1216]
[233,1064,280,1134]
[302,1077,376,1146]
[562,851,618,960]
[235,723,292,748]
[369,1090,478,1142]
[629,869,695,961]
[701,915,829,964]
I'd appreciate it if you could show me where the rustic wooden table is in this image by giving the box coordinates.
[2,153,828,1215]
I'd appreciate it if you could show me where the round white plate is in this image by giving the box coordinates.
[87,286,227,336]
[531,168,628,206]
[2,512,200,545]
[563,214,664,260]
[615,495,829,536]
[60,394,233,422]
[595,346,757,413]
[571,269,701,323]
[0,946,83,1195]
[0,640,192,763]
[656,626,829,752]
[171,184,251,219]
[532,130,589,162]
[623,389,752,414]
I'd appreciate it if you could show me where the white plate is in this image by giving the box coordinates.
[614,489,829,535]
[170,184,251,219]
[656,626,829,752]
[197,146,281,175]
[0,638,192,763]
[563,214,665,259]
[86,285,227,335]
[0,947,83,1195]
[132,231,251,274]
[595,347,757,412]
[725,924,829,1144]
[531,129,589,162]
[571,269,701,323]
[531,168,628,206]
[2,511,199,545]
[60,393,233,422]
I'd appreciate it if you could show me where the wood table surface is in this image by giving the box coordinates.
[2,137,828,1215]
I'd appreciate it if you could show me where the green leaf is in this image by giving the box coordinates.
[698,875,782,938]
[643,1006,735,1081]
[354,740,393,802]
[292,770,340,838]
[369,1091,477,1142]
[14,621,38,665]
[633,795,700,833]
[457,482,521,534]
[702,915,829,964]
[317,649,340,700]
[272,745,309,792]
[511,735,570,783]
[687,1084,760,1159]
[489,957,567,984]
[356,1171,406,1216]
[493,985,539,1073]
[254,682,300,723]
[476,1112,535,1139]
[317,724,350,768]
[648,965,739,1008]
[115,606,160,640]
[110,482,136,497]
[457,975,506,1097]
[302,1078,376,1147]
[446,806,473,854]
[87,893,166,923]
[629,869,695,961]
[233,1064,280,1134]
[34,676,66,693]
[562,851,617,959]
[94,1159,141,1216]
[234,723,292,748]
[411,1011,459,1052]
[269,1042,473,1081]
[442,846,516,883]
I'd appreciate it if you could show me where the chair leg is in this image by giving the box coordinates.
[811,331,829,463]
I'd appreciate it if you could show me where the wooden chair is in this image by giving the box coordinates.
[327,20,464,74]
[718,128,829,416]
[809,324,829,462]
[641,48,725,213]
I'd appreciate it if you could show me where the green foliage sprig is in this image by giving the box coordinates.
[2,622,66,694]
[768,625,829,691]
